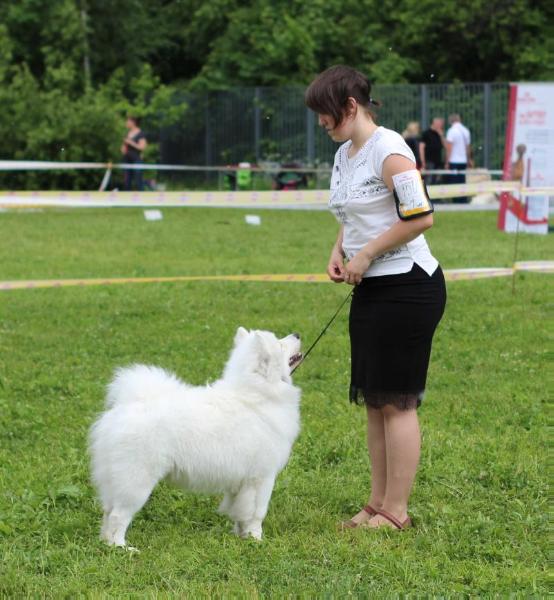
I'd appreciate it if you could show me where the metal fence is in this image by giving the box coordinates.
[158,83,509,171]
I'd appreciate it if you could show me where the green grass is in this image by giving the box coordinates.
[0,208,551,596]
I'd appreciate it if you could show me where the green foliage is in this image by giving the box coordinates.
[1,0,551,90]
[0,1,188,189]
[0,0,551,183]
[188,0,553,87]
[387,0,554,83]
[0,209,550,595]
[190,0,419,88]
[0,58,187,189]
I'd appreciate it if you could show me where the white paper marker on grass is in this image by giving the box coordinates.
[245,214,261,226]
[144,210,163,221]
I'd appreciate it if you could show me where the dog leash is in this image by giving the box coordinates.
[291,288,354,374]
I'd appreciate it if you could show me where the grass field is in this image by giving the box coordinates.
[0,208,551,596]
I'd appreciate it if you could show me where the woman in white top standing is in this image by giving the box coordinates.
[305,66,446,530]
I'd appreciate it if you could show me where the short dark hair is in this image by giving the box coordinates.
[305,65,380,125]
[127,115,141,126]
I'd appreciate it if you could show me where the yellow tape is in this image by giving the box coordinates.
[0,190,328,208]
[1,262,552,291]
[0,274,330,290]
[1,181,549,209]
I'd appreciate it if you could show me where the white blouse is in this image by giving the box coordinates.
[329,126,439,277]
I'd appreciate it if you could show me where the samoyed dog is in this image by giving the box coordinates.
[89,327,302,549]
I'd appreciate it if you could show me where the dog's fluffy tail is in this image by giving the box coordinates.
[106,364,183,408]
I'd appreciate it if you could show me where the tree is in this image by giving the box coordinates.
[187,0,553,86]
[0,0,552,188]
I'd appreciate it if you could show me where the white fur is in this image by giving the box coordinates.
[89,327,301,549]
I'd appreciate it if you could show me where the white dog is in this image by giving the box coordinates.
[89,327,302,549]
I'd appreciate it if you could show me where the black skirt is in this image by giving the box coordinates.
[349,263,446,410]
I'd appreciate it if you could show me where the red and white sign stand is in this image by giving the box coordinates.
[498,83,553,235]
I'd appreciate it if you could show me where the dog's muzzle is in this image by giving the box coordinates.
[288,353,303,369]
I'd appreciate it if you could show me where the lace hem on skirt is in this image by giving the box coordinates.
[349,385,424,410]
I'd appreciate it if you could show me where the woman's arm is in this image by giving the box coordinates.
[327,225,346,282]
[343,154,433,285]
[123,135,147,152]
[124,139,147,151]
[333,225,344,254]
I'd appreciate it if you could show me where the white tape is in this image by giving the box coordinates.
[0,160,328,174]
[0,160,513,177]
[0,184,552,210]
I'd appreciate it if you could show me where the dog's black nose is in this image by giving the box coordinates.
[292,332,300,339]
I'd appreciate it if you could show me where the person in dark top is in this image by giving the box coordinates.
[419,117,445,185]
[121,116,147,191]
[401,121,421,169]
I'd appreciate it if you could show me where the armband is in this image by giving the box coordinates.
[392,169,434,221]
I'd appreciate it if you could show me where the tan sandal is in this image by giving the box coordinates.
[364,508,413,530]
[339,504,378,530]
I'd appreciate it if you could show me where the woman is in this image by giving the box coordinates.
[305,66,446,530]
[121,115,147,191]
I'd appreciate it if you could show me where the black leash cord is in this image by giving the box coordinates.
[291,289,353,374]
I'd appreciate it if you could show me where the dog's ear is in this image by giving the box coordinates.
[234,326,249,345]
[253,332,280,381]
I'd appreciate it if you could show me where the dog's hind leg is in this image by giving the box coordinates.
[102,477,158,549]
[104,508,134,548]
[240,476,276,541]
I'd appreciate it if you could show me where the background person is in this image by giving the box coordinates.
[305,65,446,531]
[121,116,147,191]
[445,113,472,203]
[511,143,527,181]
[402,121,421,169]
[419,117,446,185]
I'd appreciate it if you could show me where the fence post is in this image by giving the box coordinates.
[254,87,261,163]
[483,83,492,170]
[204,92,215,186]
[205,92,213,167]
[306,109,315,164]
[420,84,429,130]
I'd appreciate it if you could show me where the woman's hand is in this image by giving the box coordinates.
[344,249,372,285]
[327,246,345,283]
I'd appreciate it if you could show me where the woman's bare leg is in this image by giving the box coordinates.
[368,405,421,527]
[348,406,387,524]
[367,406,388,507]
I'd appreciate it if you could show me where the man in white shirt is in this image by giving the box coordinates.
[446,114,472,203]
